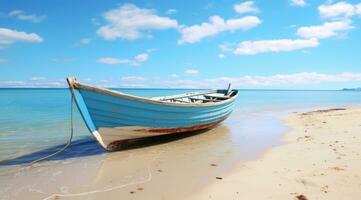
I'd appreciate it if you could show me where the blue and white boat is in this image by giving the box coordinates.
[67,77,238,151]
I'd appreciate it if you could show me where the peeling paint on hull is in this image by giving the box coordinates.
[104,116,227,151]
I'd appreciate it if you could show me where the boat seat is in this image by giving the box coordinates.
[189,97,221,102]
[204,95,230,100]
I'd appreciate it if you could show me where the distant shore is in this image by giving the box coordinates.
[190,107,361,200]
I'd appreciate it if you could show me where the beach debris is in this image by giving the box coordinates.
[210,163,217,167]
[216,177,223,180]
[130,191,135,194]
[301,108,346,115]
[137,187,144,191]
[330,166,344,171]
[321,185,329,193]
[157,169,163,172]
[296,194,309,200]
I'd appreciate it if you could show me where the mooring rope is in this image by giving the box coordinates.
[27,94,75,165]
[0,94,75,177]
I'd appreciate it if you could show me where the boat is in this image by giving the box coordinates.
[66,77,238,151]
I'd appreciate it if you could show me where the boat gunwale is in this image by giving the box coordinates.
[68,77,238,107]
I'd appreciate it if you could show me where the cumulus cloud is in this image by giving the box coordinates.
[9,10,46,23]
[318,1,361,19]
[97,4,178,40]
[297,20,354,39]
[97,52,149,66]
[233,38,319,55]
[290,0,306,7]
[357,3,361,15]
[0,28,43,45]
[234,1,259,14]
[218,53,225,59]
[184,69,199,75]
[178,16,261,44]
[162,72,361,88]
[2,72,361,88]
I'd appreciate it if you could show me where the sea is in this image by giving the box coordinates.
[0,88,361,165]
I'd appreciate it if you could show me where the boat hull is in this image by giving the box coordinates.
[100,116,227,151]
[67,78,237,151]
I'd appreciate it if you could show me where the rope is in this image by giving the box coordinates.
[27,94,75,165]
[0,94,75,177]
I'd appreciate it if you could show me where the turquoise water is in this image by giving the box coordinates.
[0,89,360,164]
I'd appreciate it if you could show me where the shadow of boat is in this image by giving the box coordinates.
[0,126,219,166]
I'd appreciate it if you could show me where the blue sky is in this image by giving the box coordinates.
[1,0,361,89]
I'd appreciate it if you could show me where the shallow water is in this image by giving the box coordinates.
[0,89,360,199]
[1,89,361,162]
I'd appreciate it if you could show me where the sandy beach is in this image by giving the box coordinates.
[1,107,361,199]
[191,107,361,200]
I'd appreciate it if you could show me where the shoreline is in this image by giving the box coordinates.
[1,106,361,199]
[0,108,289,200]
[189,106,361,199]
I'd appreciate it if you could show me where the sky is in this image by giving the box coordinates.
[1,0,361,89]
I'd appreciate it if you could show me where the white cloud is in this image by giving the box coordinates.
[170,74,179,78]
[219,42,235,52]
[30,77,46,81]
[97,57,130,65]
[218,53,225,59]
[178,16,261,44]
[134,53,148,63]
[0,79,65,88]
[0,28,43,45]
[357,3,361,15]
[297,20,354,39]
[9,10,46,23]
[290,0,306,7]
[121,76,147,82]
[80,38,92,44]
[318,1,360,19]
[97,52,149,66]
[234,1,259,14]
[97,4,178,40]
[184,69,199,75]
[233,38,319,55]
[166,9,177,15]
[2,72,361,88]
[163,72,361,88]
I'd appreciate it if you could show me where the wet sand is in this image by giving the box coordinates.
[0,110,286,200]
[191,107,361,200]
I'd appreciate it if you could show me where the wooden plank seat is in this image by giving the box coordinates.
[204,94,231,100]
[189,97,221,102]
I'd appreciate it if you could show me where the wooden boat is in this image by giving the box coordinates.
[66,77,238,151]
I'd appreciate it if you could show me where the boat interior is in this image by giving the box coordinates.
[152,88,238,104]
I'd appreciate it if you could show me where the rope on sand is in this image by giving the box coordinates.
[42,166,153,200]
